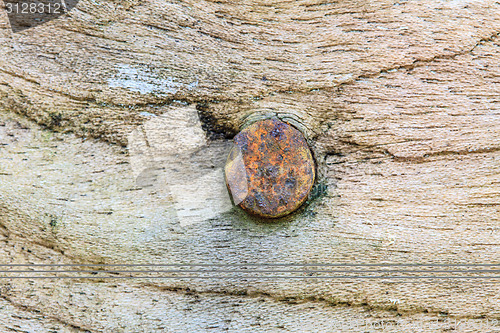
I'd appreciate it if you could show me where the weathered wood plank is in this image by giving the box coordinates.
[1,0,500,143]
[0,0,500,330]
[0,216,498,332]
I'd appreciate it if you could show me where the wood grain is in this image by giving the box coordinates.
[0,0,499,331]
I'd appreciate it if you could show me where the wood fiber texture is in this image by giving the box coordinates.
[0,0,500,331]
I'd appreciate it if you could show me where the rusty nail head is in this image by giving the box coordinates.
[225,118,315,219]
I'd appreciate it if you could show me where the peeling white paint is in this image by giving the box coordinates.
[109,64,197,95]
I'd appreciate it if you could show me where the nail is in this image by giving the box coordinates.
[225,118,315,219]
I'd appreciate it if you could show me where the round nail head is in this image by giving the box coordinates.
[225,119,315,218]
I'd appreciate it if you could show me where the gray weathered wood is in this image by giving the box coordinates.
[0,0,500,331]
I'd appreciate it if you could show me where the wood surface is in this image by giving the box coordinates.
[0,0,499,331]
